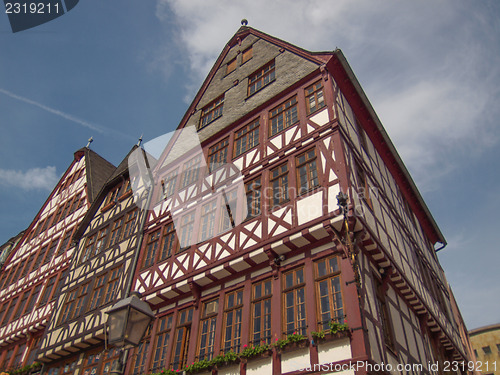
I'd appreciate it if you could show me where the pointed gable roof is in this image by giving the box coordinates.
[72,145,138,242]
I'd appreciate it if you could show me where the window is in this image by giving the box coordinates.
[68,193,81,215]
[104,267,121,305]
[222,290,243,353]
[226,57,236,74]
[234,119,259,157]
[248,60,275,96]
[60,289,78,323]
[109,217,124,246]
[181,155,201,188]
[151,315,173,372]
[26,284,42,313]
[143,230,160,268]
[104,186,120,206]
[296,148,319,194]
[14,291,29,319]
[179,211,195,249]
[101,348,121,374]
[354,116,367,150]
[242,46,252,64]
[246,178,261,218]
[39,276,56,305]
[200,95,224,129]
[198,299,218,361]
[81,234,96,263]
[22,253,36,278]
[315,256,344,330]
[283,268,306,336]
[354,160,372,208]
[160,223,178,260]
[171,308,193,370]
[73,282,90,318]
[132,333,150,375]
[161,169,178,199]
[376,280,395,350]
[0,303,6,327]
[81,350,101,375]
[269,97,298,136]
[89,275,106,310]
[483,346,492,354]
[208,138,229,173]
[57,228,74,256]
[251,279,272,345]
[305,81,325,115]
[122,209,138,239]
[94,227,109,256]
[200,200,217,242]
[12,343,26,368]
[220,190,237,232]
[270,163,289,208]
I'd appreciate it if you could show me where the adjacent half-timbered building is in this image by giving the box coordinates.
[36,146,145,375]
[128,26,474,375]
[0,147,114,372]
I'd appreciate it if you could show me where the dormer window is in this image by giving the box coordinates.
[248,60,275,96]
[242,46,253,64]
[226,57,236,75]
[199,95,224,129]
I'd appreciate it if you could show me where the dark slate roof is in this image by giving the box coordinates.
[79,147,116,204]
[73,145,139,242]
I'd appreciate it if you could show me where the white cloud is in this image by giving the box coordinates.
[0,166,59,191]
[155,0,500,190]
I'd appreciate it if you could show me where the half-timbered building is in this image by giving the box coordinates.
[0,147,114,372]
[128,26,474,375]
[36,146,145,375]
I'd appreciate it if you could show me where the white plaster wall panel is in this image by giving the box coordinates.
[317,337,351,365]
[216,365,239,375]
[296,192,323,226]
[310,108,329,126]
[245,357,272,375]
[366,318,382,364]
[386,352,402,375]
[404,319,419,358]
[281,347,310,373]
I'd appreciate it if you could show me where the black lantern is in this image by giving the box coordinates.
[106,291,154,349]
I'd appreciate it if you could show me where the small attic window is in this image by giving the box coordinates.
[242,46,253,64]
[199,95,224,129]
[226,57,236,75]
[248,60,275,96]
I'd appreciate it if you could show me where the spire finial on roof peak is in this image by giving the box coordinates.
[241,19,248,26]
[137,134,143,147]
[86,137,93,149]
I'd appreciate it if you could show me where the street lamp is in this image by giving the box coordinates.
[106,291,155,374]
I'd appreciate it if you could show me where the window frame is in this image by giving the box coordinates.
[222,289,244,353]
[248,60,275,96]
[314,255,344,331]
[199,95,224,129]
[305,80,326,115]
[197,299,219,361]
[226,57,237,75]
[270,163,289,209]
[282,267,307,336]
[233,119,259,158]
[251,279,272,345]
[207,138,229,173]
[151,315,173,372]
[242,46,253,64]
[269,96,299,137]
[296,148,320,195]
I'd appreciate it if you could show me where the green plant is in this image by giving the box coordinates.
[240,343,272,358]
[329,321,349,334]
[311,330,325,340]
[185,359,212,373]
[273,331,307,350]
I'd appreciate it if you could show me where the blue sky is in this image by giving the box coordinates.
[0,1,498,330]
